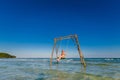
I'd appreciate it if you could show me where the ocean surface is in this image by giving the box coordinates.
[0,58,120,80]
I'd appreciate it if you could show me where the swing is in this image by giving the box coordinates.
[56,40,69,62]
[50,34,86,68]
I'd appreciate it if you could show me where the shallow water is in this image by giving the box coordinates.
[0,58,120,80]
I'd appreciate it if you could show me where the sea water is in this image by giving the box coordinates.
[0,58,120,80]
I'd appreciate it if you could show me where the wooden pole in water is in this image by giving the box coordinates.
[50,38,56,66]
[74,35,86,67]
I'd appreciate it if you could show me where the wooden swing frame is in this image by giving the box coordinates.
[50,34,86,67]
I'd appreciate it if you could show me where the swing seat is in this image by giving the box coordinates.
[57,56,66,59]
[61,57,66,59]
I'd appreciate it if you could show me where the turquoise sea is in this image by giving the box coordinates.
[0,58,120,80]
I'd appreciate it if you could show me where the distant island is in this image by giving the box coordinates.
[0,52,16,58]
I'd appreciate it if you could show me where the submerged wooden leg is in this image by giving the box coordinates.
[75,35,86,68]
[50,39,56,66]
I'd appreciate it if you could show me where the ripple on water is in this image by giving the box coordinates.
[0,58,120,80]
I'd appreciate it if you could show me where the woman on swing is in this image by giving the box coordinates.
[57,50,66,62]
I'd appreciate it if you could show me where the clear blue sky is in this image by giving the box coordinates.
[0,0,120,58]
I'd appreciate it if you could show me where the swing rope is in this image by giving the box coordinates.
[64,39,70,55]
[56,39,69,59]
[55,40,62,58]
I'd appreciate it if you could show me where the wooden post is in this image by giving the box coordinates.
[75,35,86,67]
[50,38,56,66]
